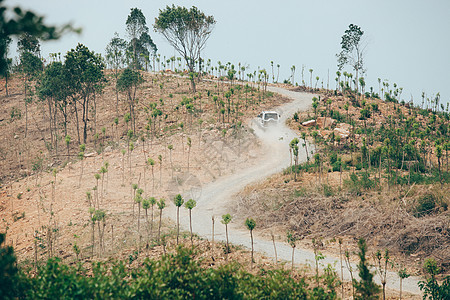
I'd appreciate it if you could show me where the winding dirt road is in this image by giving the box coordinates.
[171,86,422,297]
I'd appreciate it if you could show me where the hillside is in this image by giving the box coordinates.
[0,71,289,262]
[235,85,449,279]
[0,70,448,299]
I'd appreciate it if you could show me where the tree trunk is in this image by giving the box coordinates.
[250,230,254,268]
[91,222,95,257]
[291,246,295,272]
[176,206,180,245]
[225,224,229,259]
[271,233,277,264]
[5,73,9,96]
[211,216,215,260]
[189,209,193,247]
[158,209,162,242]
[150,205,154,238]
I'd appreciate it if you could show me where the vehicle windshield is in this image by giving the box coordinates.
[264,113,278,120]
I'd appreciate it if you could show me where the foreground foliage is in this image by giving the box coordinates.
[1,233,340,299]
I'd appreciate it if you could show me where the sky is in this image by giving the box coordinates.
[6,0,450,107]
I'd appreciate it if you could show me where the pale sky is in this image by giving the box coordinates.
[7,0,450,106]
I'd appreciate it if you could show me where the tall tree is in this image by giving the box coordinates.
[38,61,71,150]
[17,32,42,136]
[336,24,365,97]
[18,50,42,136]
[126,8,147,69]
[125,8,157,70]
[64,43,106,144]
[0,36,12,96]
[117,68,144,133]
[135,31,157,71]
[154,5,216,92]
[105,32,127,115]
[17,32,40,55]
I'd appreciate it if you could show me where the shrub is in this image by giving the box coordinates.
[0,233,19,299]
[344,172,376,195]
[418,258,450,299]
[414,193,447,217]
[17,246,312,299]
[322,184,334,197]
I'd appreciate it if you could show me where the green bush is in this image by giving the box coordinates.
[0,233,19,299]
[344,172,377,195]
[414,193,447,217]
[418,258,450,299]
[321,184,334,197]
[414,194,436,217]
[16,246,315,299]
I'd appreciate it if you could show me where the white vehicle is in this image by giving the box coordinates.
[257,111,281,127]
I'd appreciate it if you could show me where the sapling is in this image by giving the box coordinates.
[147,158,155,194]
[374,249,390,300]
[300,132,309,161]
[168,144,174,178]
[94,209,106,256]
[101,126,106,152]
[158,155,162,186]
[271,231,277,264]
[89,207,95,257]
[290,138,299,181]
[78,151,84,187]
[114,117,119,142]
[100,166,107,204]
[338,238,344,299]
[149,197,156,238]
[211,215,215,260]
[397,267,410,300]
[184,199,196,247]
[312,238,325,286]
[344,250,355,299]
[173,194,184,245]
[142,198,150,240]
[187,137,192,172]
[104,162,109,193]
[135,189,143,234]
[64,135,70,160]
[121,149,126,185]
[286,231,297,272]
[245,217,256,268]
[129,141,134,180]
[86,191,92,207]
[221,214,232,259]
[51,168,57,210]
[353,238,380,299]
[157,198,166,242]
[131,184,138,217]
[94,173,100,208]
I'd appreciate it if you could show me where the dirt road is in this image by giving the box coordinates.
[171,86,422,297]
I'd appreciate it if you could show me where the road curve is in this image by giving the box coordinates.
[171,86,422,296]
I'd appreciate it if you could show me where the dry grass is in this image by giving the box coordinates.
[235,170,450,276]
